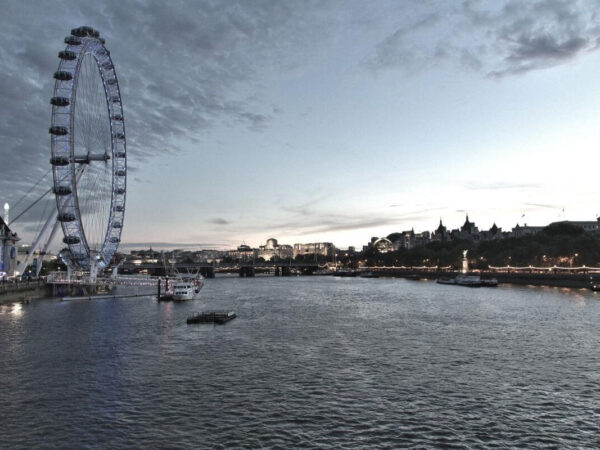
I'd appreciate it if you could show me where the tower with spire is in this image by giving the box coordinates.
[433,218,448,242]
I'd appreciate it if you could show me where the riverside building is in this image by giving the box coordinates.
[0,216,19,279]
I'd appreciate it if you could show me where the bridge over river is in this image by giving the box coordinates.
[120,261,328,278]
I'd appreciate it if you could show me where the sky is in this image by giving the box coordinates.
[1,0,600,250]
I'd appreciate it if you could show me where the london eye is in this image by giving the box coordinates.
[50,26,126,274]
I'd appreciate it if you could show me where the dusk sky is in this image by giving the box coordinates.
[1,0,600,250]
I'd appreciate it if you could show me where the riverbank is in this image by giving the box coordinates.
[0,270,596,306]
[367,268,596,289]
[0,280,49,304]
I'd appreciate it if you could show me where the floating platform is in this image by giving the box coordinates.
[187,311,236,325]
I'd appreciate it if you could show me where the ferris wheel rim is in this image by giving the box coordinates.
[50,26,127,270]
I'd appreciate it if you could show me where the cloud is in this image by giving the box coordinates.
[208,217,229,225]
[365,0,600,78]
[119,241,230,250]
[365,11,441,73]
[523,202,563,209]
[465,181,543,190]
[233,203,440,239]
[0,0,337,202]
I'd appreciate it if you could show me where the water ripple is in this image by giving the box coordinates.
[2,278,600,447]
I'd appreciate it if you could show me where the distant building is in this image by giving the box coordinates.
[293,242,334,259]
[458,215,481,241]
[0,216,19,279]
[258,238,292,261]
[227,245,256,261]
[549,220,600,233]
[372,237,393,253]
[128,248,161,265]
[431,220,448,242]
[195,249,226,263]
[480,223,503,241]
[511,223,544,238]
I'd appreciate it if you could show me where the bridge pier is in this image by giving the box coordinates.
[200,267,215,278]
[239,266,255,277]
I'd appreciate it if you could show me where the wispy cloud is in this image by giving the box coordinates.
[465,181,544,190]
[119,241,231,250]
[523,202,563,209]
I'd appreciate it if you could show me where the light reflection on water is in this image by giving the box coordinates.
[0,301,23,317]
[1,277,600,447]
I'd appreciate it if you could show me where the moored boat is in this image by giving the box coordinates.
[171,274,204,300]
[480,278,498,287]
[437,275,498,287]
[455,274,482,287]
[359,271,379,278]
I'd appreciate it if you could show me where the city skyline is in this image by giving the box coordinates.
[1,1,600,250]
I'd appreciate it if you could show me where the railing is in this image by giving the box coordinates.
[45,272,162,287]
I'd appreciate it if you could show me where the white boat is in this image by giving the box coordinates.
[162,266,204,301]
[171,274,204,300]
[160,254,204,301]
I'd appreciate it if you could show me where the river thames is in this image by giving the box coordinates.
[2,276,600,447]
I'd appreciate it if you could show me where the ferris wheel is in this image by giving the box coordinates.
[49,26,126,272]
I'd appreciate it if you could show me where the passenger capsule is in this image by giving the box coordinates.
[71,27,86,37]
[114,205,124,212]
[54,71,73,81]
[115,188,125,195]
[114,151,126,158]
[58,51,76,60]
[63,236,81,245]
[51,97,70,107]
[58,212,76,222]
[115,169,126,176]
[114,132,125,140]
[50,156,69,166]
[53,186,72,196]
[109,237,120,243]
[112,222,122,228]
[72,26,95,37]
[49,126,68,135]
[107,78,117,85]
[112,114,123,121]
[64,36,82,46]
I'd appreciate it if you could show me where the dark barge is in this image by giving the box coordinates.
[187,311,236,325]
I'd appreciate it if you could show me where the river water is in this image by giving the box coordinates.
[2,276,600,448]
